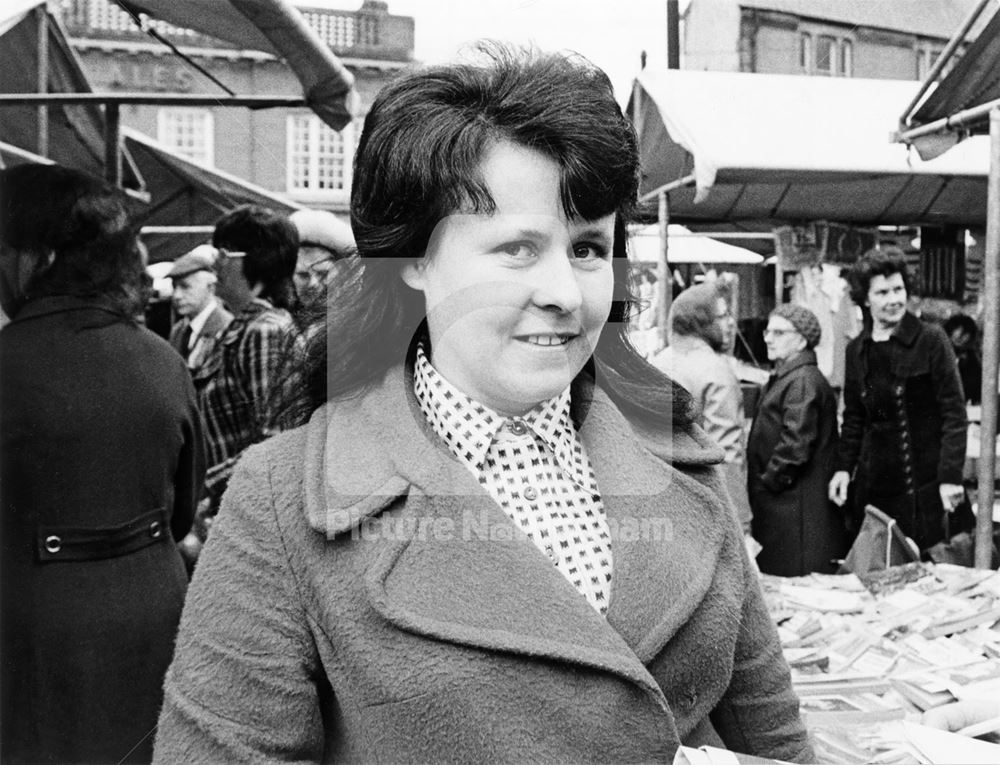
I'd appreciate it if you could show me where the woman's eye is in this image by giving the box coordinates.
[497,242,535,259]
[572,242,608,260]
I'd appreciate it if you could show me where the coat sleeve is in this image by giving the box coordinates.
[699,366,747,467]
[835,342,864,475]
[170,374,206,540]
[709,550,814,763]
[235,316,299,439]
[154,446,325,763]
[759,374,822,493]
[926,326,968,485]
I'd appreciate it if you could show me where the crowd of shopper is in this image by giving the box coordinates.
[0,40,993,765]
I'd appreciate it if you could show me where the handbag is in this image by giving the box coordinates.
[926,509,999,568]
[838,505,920,575]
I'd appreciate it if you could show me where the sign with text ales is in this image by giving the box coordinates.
[918,226,965,300]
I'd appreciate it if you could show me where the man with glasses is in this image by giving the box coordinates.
[289,209,355,310]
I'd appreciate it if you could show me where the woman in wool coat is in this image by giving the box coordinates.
[748,304,847,576]
[829,249,971,552]
[0,165,204,763]
[154,45,813,764]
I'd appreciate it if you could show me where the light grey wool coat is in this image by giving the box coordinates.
[154,364,813,764]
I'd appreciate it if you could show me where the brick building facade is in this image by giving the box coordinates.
[56,0,415,214]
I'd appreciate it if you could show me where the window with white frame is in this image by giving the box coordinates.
[157,108,214,166]
[840,40,853,77]
[800,33,812,71]
[916,46,943,80]
[286,114,357,198]
[815,35,836,75]
[799,25,853,77]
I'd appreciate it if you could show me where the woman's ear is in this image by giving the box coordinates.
[400,259,426,291]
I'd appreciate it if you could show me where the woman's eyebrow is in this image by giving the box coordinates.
[573,225,613,243]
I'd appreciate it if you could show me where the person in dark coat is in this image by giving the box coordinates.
[167,244,234,380]
[0,165,205,763]
[943,313,983,405]
[829,248,971,552]
[748,304,846,576]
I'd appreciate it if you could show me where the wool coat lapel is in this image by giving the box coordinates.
[575,386,728,663]
[305,364,727,702]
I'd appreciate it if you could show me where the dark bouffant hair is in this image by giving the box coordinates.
[0,164,142,317]
[212,205,298,310]
[292,43,692,429]
[846,247,913,308]
[943,313,978,341]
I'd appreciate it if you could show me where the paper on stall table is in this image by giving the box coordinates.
[673,746,737,765]
[779,583,865,613]
[902,721,1000,764]
[673,746,792,765]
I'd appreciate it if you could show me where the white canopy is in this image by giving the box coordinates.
[629,224,763,264]
[630,69,991,226]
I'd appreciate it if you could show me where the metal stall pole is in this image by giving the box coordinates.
[104,102,121,187]
[35,5,48,157]
[975,107,1000,569]
[657,191,671,351]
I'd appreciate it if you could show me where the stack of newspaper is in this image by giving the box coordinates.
[758,563,1000,763]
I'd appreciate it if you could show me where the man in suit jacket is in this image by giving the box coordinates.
[168,244,234,379]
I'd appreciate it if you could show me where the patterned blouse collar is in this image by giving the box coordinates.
[413,345,588,488]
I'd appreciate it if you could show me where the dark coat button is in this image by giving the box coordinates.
[683,688,698,711]
[45,535,61,554]
[149,521,162,538]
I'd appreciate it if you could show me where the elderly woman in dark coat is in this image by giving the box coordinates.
[0,165,204,763]
[748,304,846,576]
[829,249,971,552]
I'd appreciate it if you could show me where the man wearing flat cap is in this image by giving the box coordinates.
[168,244,233,380]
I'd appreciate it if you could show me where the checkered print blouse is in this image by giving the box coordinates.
[414,346,613,614]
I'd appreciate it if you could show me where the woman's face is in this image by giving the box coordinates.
[712,297,736,353]
[866,272,907,330]
[763,315,806,362]
[402,140,616,416]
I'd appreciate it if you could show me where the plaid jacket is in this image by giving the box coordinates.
[197,298,299,498]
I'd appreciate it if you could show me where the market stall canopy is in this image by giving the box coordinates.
[629,224,764,264]
[905,2,1000,135]
[122,127,301,263]
[118,0,356,130]
[0,140,52,167]
[0,1,141,188]
[630,69,991,227]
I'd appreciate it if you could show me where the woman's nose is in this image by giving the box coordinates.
[529,252,583,313]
